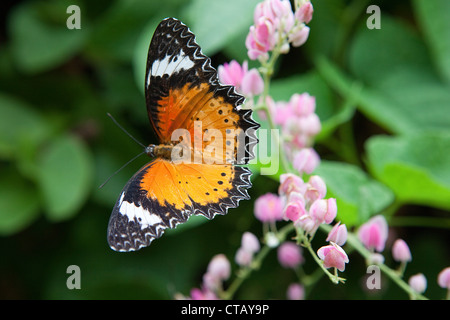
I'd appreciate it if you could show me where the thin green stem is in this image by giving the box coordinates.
[343,228,428,300]
[220,223,295,299]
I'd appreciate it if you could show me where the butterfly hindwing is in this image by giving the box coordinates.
[107,159,252,252]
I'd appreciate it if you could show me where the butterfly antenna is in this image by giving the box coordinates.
[98,150,146,189]
[106,112,146,148]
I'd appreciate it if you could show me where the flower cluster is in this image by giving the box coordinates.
[255,171,349,278]
[188,254,230,299]
[357,214,450,297]
[246,0,313,61]
[185,233,260,300]
[181,0,450,300]
[270,94,321,158]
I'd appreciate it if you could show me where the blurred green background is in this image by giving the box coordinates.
[0,0,449,299]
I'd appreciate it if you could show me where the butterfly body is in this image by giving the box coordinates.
[107,18,259,252]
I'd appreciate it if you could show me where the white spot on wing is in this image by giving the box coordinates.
[151,50,195,78]
[119,199,163,230]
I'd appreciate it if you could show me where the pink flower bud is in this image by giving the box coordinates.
[326,222,347,246]
[287,283,304,300]
[300,113,322,136]
[289,93,316,116]
[241,68,264,96]
[279,173,306,196]
[295,2,313,24]
[206,254,230,281]
[284,201,306,222]
[278,242,304,268]
[437,267,450,289]
[309,198,337,224]
[218,60,248,89]
[408,273,427,294]
[317,242,349,271]
[289,25,310,47]
[246,18,276,60]
[305,175,327,203]
[241,232,260,253]
[254,193,284,222]
[190,287,218,300]
[358,215,388,252]
[294,213,319,234]
[235,247,253,267]
[392,239,412,263]
[293,148,320,174]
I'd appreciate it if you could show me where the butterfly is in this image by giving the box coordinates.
[107,18,259,252]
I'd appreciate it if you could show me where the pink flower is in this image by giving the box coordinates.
[254,0,295,33]
[278,173,306,196]
[203,254,230,290]
[284,200,306,222]
[241,232,260,253]
[218,60,248,88]
[278,242,303,268]
[326,222,347,246]
[293,147,320,174]
[317,242,349,271]
[218,60,264,97]
[305,175,327,203]
[294,213,319,234]
[289,25,310,47]
[295,2,313,24]
[206,254,231,281]
[298,113,321,136]
[287,283,304,300]
[241,68,264,96]
[190,287,218,300]
[392,239,412,263]
[437,267,450,289]
[358,215,389,252]
[289,93,315,116]
[268,98,293,126]
[309,198,337,225]
[235,232,260,267]
[246,17,276,60]
[254,193,284,222]
[408,273,427,294]
[235,247,253,267]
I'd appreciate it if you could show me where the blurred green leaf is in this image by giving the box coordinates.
[366,132,450,210]
[346,16,450,134]
[315,160,395,226]
[9,1,87,73]
[0,93,48,160]
[37,134,93,221]
[184,0,259,55]
[0,168,40,235]
[413,0,450,84]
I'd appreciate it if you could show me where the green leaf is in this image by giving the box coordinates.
[366,132,450,210]
[37,134,93,221]
[0,93,48,160]
[184,0,259,55]
[345,16,450,134]
[9,1,87,73]
[413,0,450,83]
[315,161,395,226]
[0,168,40,235]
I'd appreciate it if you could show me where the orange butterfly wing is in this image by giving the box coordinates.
[107,159,251,251]
[107,18,259,252]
